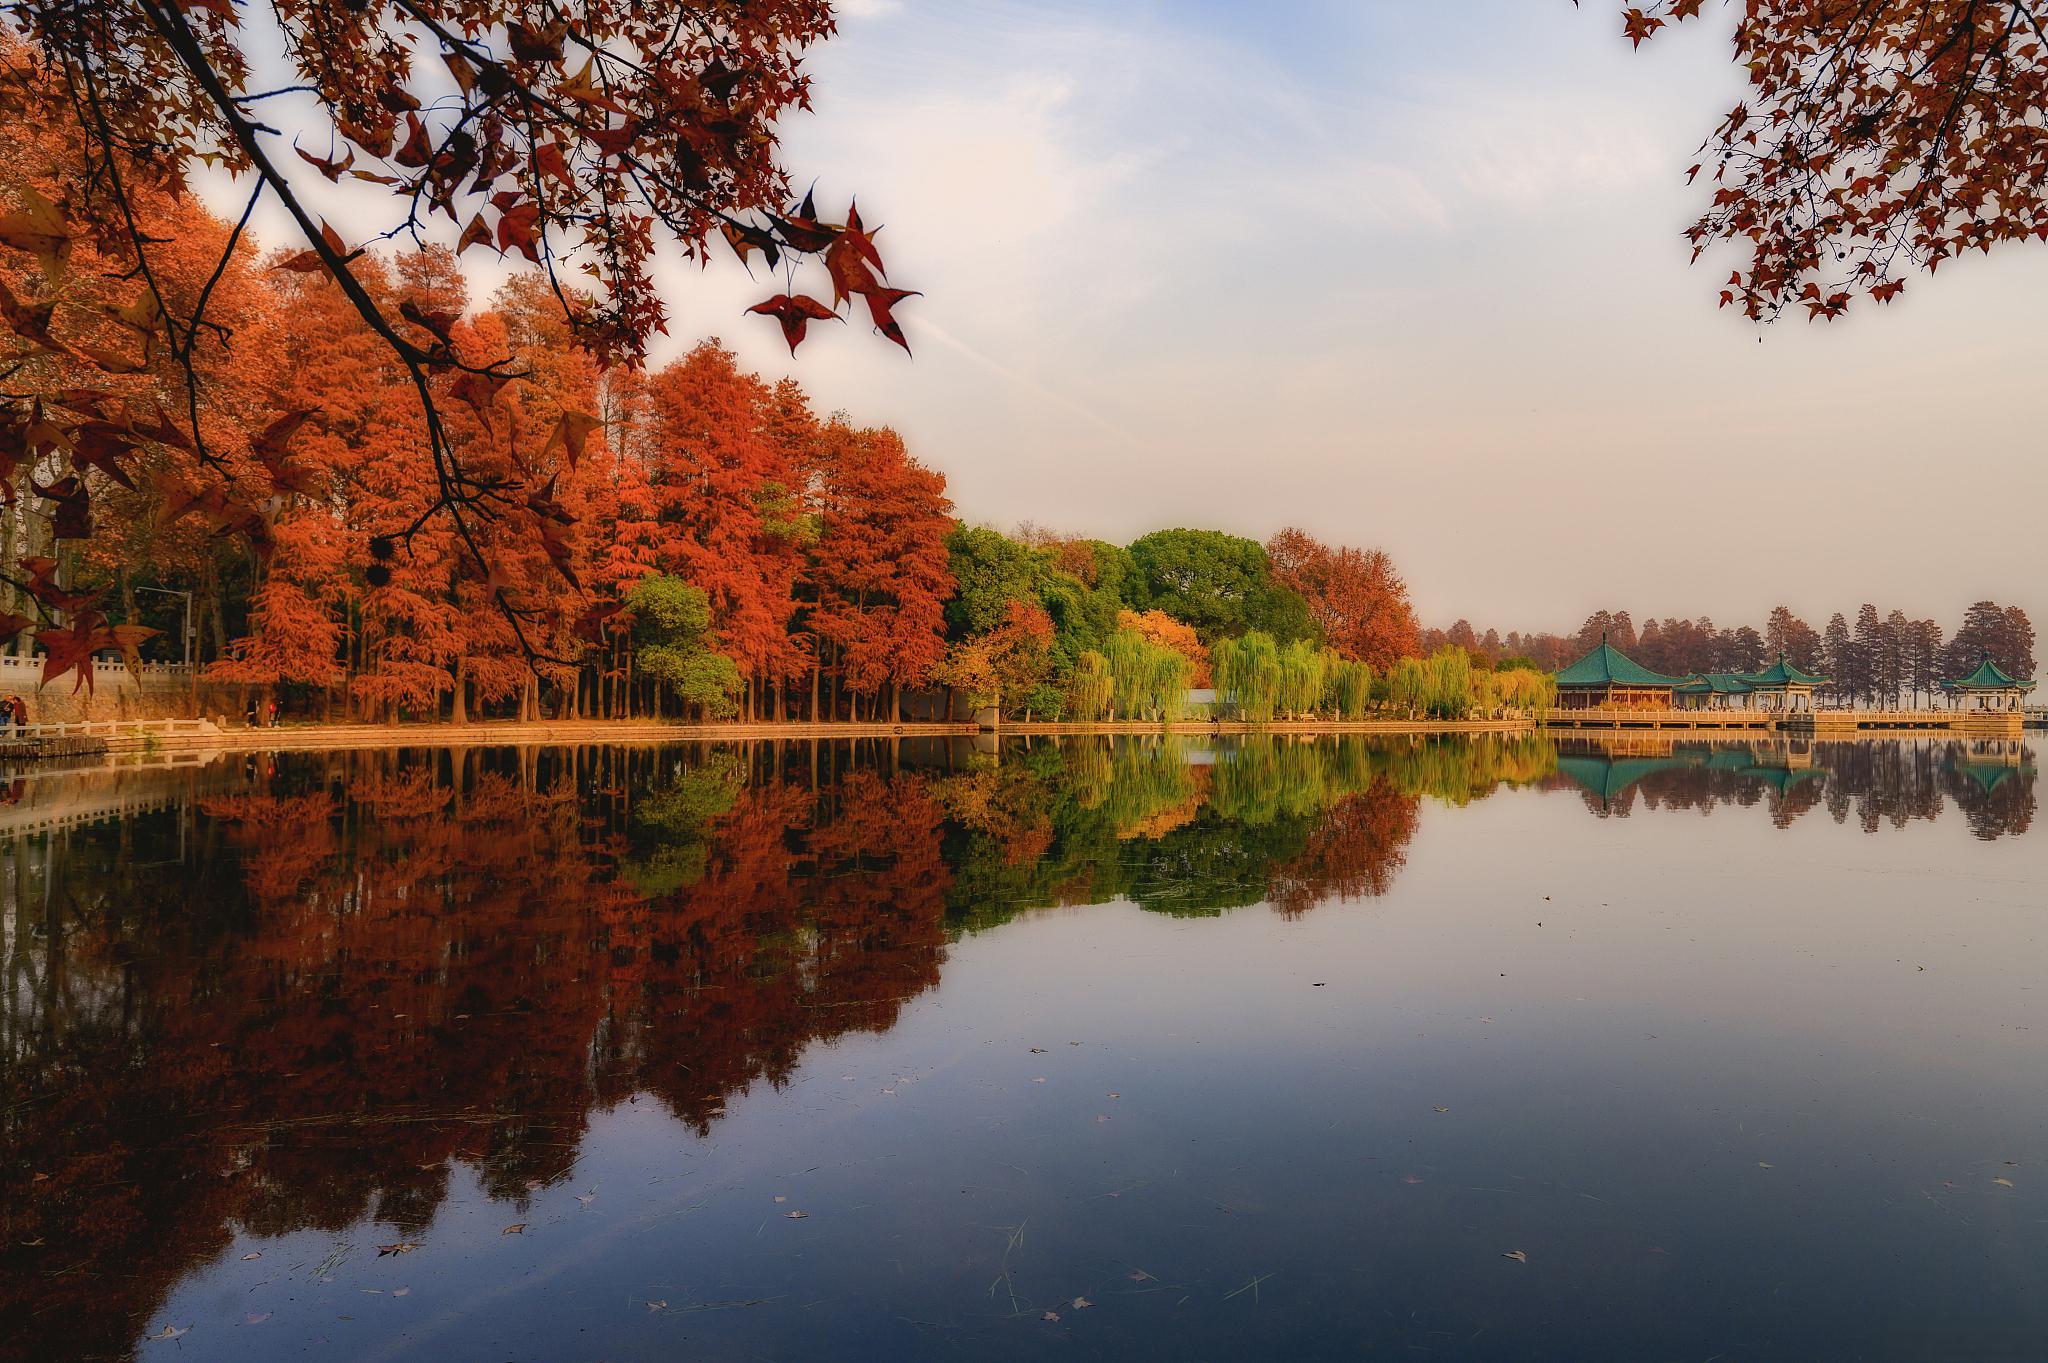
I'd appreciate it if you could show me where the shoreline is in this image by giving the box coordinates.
[75,716,1537,757]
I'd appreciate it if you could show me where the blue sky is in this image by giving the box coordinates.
[221,1,2048,631]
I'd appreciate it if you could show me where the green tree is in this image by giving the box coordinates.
[627,575,745,720]
[1128,530,1316,644]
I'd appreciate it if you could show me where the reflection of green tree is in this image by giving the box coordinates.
[622,753,744,895]
[942,734,1559,931]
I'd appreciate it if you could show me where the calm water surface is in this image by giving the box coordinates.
[1,734,2042,1362]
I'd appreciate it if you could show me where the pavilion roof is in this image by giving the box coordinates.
[1739,653,1829,688]
[1554,639,1687,689]
[1676,673,1753,695]
[1941,654,2037,692]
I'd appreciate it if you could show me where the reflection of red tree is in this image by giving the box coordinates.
[1267,780,1419,918]
[0,750,954,1362]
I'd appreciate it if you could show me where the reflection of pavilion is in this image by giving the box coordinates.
[1553,737,1828,807]
[1949,738,2036,796]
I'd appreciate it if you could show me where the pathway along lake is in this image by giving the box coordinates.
[2,734,2043,1362]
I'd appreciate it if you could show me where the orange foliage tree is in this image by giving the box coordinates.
[1265,528,1419,671]
[0,3,917,685]
[1117,607,1212,687]
[1604,1,2048,319]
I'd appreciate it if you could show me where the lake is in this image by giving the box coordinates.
[1,733,2042,1362]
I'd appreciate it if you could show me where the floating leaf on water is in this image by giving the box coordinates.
[1095,1115,1109,1123]
[575,1193,595,1207]
[1029,1048,1047,1054]
[1072,1296,1092,1309]
[240,1252,262,1261]
[1502,1250,1528,1263]
[1128,1269,1154,1282]
[773,1195,787,1203]
[501,1223,526,1236]
[1757,1162,1774,1170]
[1994,1177,2015,1188]
[145,1325,190,1341]
[646,1300,668,1312]
[1107,1092,1120,1100]
[392,1287,410,1297]
[243,1313,269,1325]
[1041,1310,1061,1322]
[784,1210,809,1219]
[376,1242,420,1256]
[1433,1106,1451,1114]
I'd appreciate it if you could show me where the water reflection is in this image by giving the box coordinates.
[1552,735,2035,837]
[0,732,2038,1359]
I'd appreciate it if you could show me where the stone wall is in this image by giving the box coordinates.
[0,655,238,724]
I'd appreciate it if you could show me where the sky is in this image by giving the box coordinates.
[217,0,2048,633]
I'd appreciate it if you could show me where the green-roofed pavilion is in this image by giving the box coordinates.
[1735,652,1829,713]
[1940,653,2036,712]
[1674,673,1753,711]
[1553,637,1686,711]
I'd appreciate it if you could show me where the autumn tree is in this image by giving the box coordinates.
[1610,2,2048,320]
[931,598,1056,720]
[1116,608,1210,687]
[1948,600,2037,679]
[1,2,917,682]
[1764,606,1823,672]
[1265,527,1418,670]
[806,422,954,721]
[640,342,810,717]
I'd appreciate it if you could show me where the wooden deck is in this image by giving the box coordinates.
[1543,708,1778,731]
[1544,708,2028,735]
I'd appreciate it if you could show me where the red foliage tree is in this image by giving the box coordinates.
[1265,528,1420,671]
[1607,1,2048,319]
[806,422,955,721]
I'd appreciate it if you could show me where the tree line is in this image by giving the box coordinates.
[2,125,1452,725]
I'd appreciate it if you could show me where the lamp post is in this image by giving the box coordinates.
[133,587,193,665]
[134,587,197,714]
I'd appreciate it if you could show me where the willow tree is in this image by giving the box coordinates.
[1066,650,1114,723]
[1104,629,1193,723]
[1326,658,1373,719]
[1214,630,1282,723]
[1274,638,1329,719]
